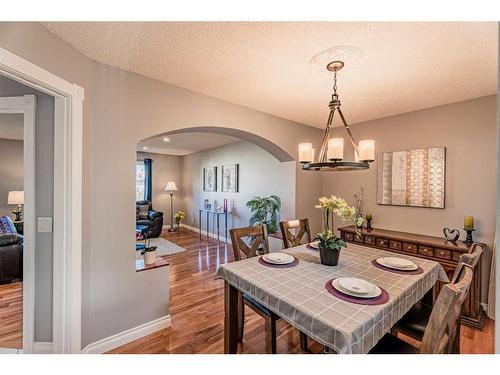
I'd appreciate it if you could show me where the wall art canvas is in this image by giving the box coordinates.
[221,164,239,192]
[377,147,445,208]
[203,166,217,192]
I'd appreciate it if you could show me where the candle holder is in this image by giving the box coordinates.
[366,218,373,231]
[463,228,475,244]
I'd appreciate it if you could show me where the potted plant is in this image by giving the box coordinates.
[314,195,364,266]
[174,210,185,231]
[142,245,158,265]
[246,195,281,234]
[137,231,157,265]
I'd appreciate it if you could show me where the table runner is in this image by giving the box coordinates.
[215,242,448,354]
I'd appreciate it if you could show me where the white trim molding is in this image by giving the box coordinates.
[0,95,36,353]
[0,46,84,353]
[32,342,54,354]
[180,223,229,244]
[82,315,171,354]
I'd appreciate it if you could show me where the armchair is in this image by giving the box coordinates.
[0,216,23,284]
[136,200,164,238]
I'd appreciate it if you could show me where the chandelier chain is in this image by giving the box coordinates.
[333,70,338,95]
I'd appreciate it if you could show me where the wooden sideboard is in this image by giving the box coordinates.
[338,225,485,329]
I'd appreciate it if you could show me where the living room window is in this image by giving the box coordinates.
[136,161,145,201]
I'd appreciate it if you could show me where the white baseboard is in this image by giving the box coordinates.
[32,341,53,354]
[180,223,229,244]
[81,315,171,354]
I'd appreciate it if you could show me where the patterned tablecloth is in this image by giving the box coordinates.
[215,242,448,354]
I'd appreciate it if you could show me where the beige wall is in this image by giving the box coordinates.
[0,138,23,217]
[136,151,183,225]
[181,141,295,233]
[0,23,323,347]
[0,74,55,342]
[1,22,495,349]
[323,95,497,302]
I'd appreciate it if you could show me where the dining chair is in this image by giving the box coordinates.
[391,243,483,353]
[229,224,278,353]
[370,261,474,354]
[279,218,312,249]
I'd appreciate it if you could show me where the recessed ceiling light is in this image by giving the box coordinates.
[163,137,170,142]
[142,146,149,150]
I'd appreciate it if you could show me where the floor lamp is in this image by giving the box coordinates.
[165,182,178,232]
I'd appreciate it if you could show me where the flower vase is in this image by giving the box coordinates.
[319,246,341,266]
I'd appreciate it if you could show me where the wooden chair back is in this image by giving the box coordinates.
[279,219,312,249]
[450,243,483,283]
[420,263,474,354]
[230,224,269,261]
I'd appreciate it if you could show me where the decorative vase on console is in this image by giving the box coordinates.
[314,195,364,266]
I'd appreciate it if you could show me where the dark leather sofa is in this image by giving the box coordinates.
[0,233,23,284]
[136,200,164,238]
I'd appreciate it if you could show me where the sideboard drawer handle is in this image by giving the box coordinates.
[440,251,445,256]
[408,245,412,249]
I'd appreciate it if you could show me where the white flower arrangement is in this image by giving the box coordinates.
[315,195,364,232]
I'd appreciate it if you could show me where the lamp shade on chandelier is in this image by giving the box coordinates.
[299,49,375,172]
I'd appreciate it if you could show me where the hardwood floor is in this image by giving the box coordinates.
[109,228,495,354]
[0,282,22,349]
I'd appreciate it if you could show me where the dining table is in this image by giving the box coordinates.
[215,241,449,354]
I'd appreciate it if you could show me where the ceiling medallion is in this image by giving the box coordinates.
[299,47,374,172]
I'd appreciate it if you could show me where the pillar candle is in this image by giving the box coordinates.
[327,138,344,160]
[358,140,375,161]
[464,216,474,230]
[298,143,313,163]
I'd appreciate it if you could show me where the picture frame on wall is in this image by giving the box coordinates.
[203,166,217,192]
[222,164,239,192]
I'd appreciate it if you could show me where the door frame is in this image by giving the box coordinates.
[0,46,84,353]
[0,95,36,352]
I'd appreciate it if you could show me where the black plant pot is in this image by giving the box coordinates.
[319,246,341,266]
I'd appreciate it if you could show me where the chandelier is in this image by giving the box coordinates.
[299,53,375,172]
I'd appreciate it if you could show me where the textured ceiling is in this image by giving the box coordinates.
[43,22,498,128]
[137,132,239,155]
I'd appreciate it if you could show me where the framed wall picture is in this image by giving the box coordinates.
[203,166,217,192]
[222,164,239,192]
[377,147,446,208]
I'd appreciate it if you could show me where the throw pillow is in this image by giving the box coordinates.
[137,204,149,220]
[0,216,17,235]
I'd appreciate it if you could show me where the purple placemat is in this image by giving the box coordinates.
[325,278,389,306]
[371,259,423,275]
[258,256,299,268]
[306,244,319,251]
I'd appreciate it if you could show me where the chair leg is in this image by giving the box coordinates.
[451,321,461,354]
[264,316,277,354]
[237,293,244,343]
[299,332,309,352]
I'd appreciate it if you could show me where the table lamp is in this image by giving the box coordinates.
[165,182,178,231]
[8,190,24,221]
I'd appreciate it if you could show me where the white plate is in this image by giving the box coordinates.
[262,253,295,265]
[377,257,418,271]
[309,241,319,249]
[332,279,382,299]
[338,277,375,295]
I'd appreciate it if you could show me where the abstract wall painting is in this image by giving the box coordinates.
[377,147,445,208]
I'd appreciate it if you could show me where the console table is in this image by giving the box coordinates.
[338,225,485,328]
[198,209,232,242]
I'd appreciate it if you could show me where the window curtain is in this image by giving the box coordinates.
[144,158,153,202]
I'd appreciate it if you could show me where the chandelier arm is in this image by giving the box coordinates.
[317,108,336,162]
[337,107,360,157]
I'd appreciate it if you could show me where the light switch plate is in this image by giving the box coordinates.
[37,217,53,233]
